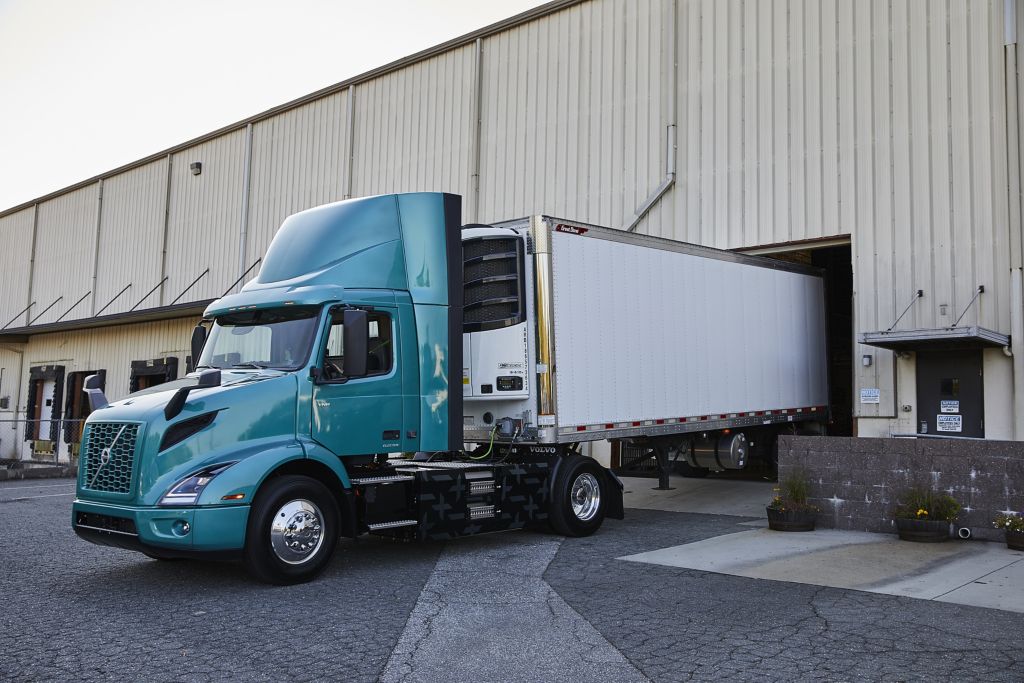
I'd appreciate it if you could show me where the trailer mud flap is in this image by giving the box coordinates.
[603,468,625,520]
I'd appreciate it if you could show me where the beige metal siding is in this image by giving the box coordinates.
[478,0,669,230]
[0,208,35,327]
[94,159,169,316]
[245,90,349,269]
[163,130,247,305]
[351,45,476,208]
[31,185,99,325]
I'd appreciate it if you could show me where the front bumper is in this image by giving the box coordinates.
[72,499,249,560]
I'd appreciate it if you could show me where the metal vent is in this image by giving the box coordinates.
[80,422,140,494]
[463,236,524,333]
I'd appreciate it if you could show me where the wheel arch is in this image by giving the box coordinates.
[259,457,357,538]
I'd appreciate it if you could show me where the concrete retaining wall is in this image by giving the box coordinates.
[777,436,1024,542]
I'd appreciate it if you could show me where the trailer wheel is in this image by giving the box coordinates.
[549,456,607,537]
[675,461,710,478]
[244,475,339,585]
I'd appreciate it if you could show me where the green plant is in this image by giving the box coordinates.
[768,468,819,513]
[993,513,1024,532]
[893,487,961,522]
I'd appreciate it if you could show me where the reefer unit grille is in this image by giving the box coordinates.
[80,422,140,494]
[462,236,524,332]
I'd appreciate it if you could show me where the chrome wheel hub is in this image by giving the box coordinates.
[570,473,601,521]
[270,499,324,565]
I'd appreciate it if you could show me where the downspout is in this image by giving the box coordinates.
[625,0,678,233]
[344,85,356,200]
[468,38,484,223]
[1005,0,1024,439]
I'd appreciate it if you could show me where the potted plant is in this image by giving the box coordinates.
[993,513,1024,551]
[766,468,818,532]
[893,488,960,542]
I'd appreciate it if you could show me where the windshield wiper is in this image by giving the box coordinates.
[231,362,270,369]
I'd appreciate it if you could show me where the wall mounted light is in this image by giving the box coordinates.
[190,162,202,176]
[862,354,873,367]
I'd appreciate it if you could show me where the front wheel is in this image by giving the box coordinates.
[244,475,339,585]
[549,456,608,537]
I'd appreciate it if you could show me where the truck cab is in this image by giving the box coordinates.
[72,192,623,584]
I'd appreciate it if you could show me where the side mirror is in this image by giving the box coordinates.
[83,374,109,411]
[164,369,222,421]
[190,323,208,368]
[342,309,369,377]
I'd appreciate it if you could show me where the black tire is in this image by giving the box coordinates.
[243,475,339,585]
[549,456,608,537]
[675,461,710,478]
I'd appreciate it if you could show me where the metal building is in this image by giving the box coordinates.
[1,0,1023,464]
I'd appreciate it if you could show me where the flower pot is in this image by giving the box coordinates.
[895,517,949,543]
[766,507,816,532]
[1007,529,1024,551]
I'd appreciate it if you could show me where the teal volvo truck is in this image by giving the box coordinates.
[72,191,827,584]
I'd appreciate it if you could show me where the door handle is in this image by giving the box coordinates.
[382,430,400,441]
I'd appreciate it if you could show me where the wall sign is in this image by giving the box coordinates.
[936,414,962,433]
[860,388,880,404]
[940,400,959,413]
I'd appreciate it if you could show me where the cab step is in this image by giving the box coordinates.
[367,519,418,531]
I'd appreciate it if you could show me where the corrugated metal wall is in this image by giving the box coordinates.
[245,90,350,269]
[478,0,669,228]
[30,184,99,325]
[352,46,476,206]
[163,130,247,305]
[95,159,169,316]
[0,207,35,327]
[0,0,1020,439]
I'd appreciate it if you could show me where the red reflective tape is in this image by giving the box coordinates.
[605,423,614,429]
[655,419,665,425]
[576,426,586,432]
[632,421,641,427]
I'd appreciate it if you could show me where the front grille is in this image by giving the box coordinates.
[81,422,140,494]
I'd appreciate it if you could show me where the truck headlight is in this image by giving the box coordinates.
[159,462,237,506]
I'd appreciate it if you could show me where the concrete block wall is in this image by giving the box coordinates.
[777,436,1024,542]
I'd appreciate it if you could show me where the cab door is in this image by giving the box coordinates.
[311,302,404,455]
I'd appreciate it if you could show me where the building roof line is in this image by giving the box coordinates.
[0,0,584,220]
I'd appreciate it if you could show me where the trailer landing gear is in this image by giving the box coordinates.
[652,446,675,491]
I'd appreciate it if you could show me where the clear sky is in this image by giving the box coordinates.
[0,0,547,211]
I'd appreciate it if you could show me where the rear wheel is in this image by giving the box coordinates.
[244,475,339,585]
[549,456,607,537]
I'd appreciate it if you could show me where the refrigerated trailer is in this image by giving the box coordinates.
[462,216,828,477]
[72,192,828,584]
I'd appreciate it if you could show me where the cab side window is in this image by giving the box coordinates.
[322,311,393,381]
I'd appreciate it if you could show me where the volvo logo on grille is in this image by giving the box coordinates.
[100,448,112,465]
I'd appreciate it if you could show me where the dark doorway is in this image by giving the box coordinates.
[916,350,984,438]
[64,370,104,446]
[129,357,179,393]
[759,244,854,436]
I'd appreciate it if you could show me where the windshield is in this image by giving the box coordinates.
[198,306,320,370]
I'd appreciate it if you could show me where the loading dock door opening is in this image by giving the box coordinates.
[755,243,853,436]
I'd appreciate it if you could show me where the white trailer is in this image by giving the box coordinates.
[462,215,828,475]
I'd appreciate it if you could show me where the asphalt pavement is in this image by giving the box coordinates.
[2,478,1022,682]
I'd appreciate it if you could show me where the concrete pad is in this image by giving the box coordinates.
[621,475,774,517]
[620,528,1024,614]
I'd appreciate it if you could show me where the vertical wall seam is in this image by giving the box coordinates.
[158,154,173,306]
[237,122,254,290]
[90,180,103,315]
